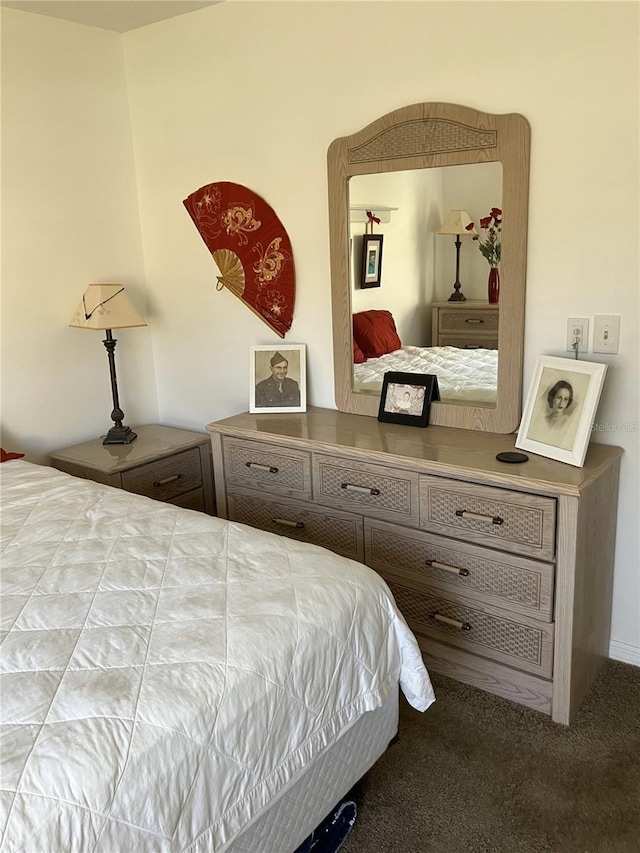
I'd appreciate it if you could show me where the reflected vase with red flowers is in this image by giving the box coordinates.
[466,207,502,304]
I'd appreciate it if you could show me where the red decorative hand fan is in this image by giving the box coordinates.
[183,182,295,338]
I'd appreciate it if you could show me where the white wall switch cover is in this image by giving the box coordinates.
[593,315,620,354]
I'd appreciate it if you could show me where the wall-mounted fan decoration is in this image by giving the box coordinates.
[183,182,295,338]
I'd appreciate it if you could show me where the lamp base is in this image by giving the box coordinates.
[447,290,467,302]
[103,425,137,445]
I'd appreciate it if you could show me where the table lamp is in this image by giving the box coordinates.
[437,210,477,302]
[69,283,147,445]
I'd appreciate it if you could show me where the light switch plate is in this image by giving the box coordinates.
[593,315,620,354]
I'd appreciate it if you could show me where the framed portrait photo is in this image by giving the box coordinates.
[250,344,307,414]
[377,372,440,427]
[361,234,383,288]
[516,356,607,467]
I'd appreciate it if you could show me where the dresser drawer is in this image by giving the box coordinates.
[313,454,419,525]
[365,520,554,621]
[227,489,363,561]
[121,448,202,502]
[223,438,312,499]
[420,475,556,560]
[387,580,554,678]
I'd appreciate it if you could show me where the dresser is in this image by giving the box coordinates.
[207,408,622,725]
[431,301,499,348]
[49,424,215,514]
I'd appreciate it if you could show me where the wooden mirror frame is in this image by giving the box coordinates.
[328,102,530,433]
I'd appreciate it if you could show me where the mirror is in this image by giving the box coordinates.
[328,103,530,433]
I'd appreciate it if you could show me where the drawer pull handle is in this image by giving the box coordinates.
[272,517,304,529]
[246,462,279,474]
[465,318,484,324]
[341,483,381,496]
[154,473,182,487]
[426,559,470,578]
[428,612,471,631]
[455,509,504,526]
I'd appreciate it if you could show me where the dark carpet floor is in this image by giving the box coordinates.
[342,660,640,853]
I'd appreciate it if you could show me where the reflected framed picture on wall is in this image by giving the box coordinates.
[361,234,383,288]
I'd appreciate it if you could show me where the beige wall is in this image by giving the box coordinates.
[1,2,638,661]
[0,10,158,455]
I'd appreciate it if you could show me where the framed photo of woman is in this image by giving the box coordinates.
[516,356,607,467]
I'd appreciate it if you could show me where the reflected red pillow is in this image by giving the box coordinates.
[353,310,402,358]
[1,448,25,463]
[353,338,366,364]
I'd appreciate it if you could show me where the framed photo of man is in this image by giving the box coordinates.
[516,356,607,467]
[250,344,307,414]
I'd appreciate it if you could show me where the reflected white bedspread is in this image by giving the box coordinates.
[0,461,434,852]
[353,345,498,403]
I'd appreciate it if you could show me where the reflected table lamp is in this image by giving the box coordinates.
[437,210,477,302]
[69,283,147,445]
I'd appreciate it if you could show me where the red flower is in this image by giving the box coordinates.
[480,216,492,229]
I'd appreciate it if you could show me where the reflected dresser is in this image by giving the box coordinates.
[207,407,621,725]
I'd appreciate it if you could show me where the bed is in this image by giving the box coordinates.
[353,345,498,404]
[351,309,498,404]
[0,459,435,853]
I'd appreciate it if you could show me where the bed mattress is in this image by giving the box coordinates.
[353,345,498,403]
[0,461,434,852]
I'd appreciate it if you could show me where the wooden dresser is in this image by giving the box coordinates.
[206,408,621,725]
[431,301,499,348]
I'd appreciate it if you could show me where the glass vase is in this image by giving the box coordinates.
[488,267,500,304]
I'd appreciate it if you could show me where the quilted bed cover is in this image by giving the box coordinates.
[353,345,498,403]
[0,461,434,852]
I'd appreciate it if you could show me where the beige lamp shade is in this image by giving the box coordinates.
[437,210,477,236]
[69,284,147,330]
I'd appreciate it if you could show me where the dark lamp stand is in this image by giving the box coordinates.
[102,329,137,445]
[447,234,466,302]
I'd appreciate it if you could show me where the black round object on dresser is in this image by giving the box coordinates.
[496,451,529,464]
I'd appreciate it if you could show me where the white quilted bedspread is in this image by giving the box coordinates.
[353,345,498,403]
[0,461,434,852]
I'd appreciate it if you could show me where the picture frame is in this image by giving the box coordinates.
[361,234,383,288]
[377,372,440,427]
[250,344,307,414]
[515,356,607,467]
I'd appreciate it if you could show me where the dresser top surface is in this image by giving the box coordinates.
[207,407,622,497]
[49,424,209,473]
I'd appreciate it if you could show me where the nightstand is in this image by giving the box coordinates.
[431,301,499,348]
[49,424,215,515]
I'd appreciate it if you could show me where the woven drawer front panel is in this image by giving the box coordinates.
[314,455,419,523]
[121,449,202,501]
[227,491,364,561]
[420,476,556,560]
[223,438,311,498]
[438,335,499,350]
[440,310,499,332]
[365,522,553,620]
[168,488,206,513]
[388,582,553,678]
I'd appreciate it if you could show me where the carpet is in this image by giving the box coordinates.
[341,660,640,853]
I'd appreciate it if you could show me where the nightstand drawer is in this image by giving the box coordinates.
[313,454,419,525]
[365,520,554,621]
[439,309,499,333]
[227,489,363,561]
[223,438,312,499]
[121,448,202,501]
[438,334,498,350]
[387,580,554,678]
[420,475,556,560]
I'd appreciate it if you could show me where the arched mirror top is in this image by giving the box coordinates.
[328,102,530,433]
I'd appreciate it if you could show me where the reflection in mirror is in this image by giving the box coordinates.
[348,163,503,406]
[328,102,530,433]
